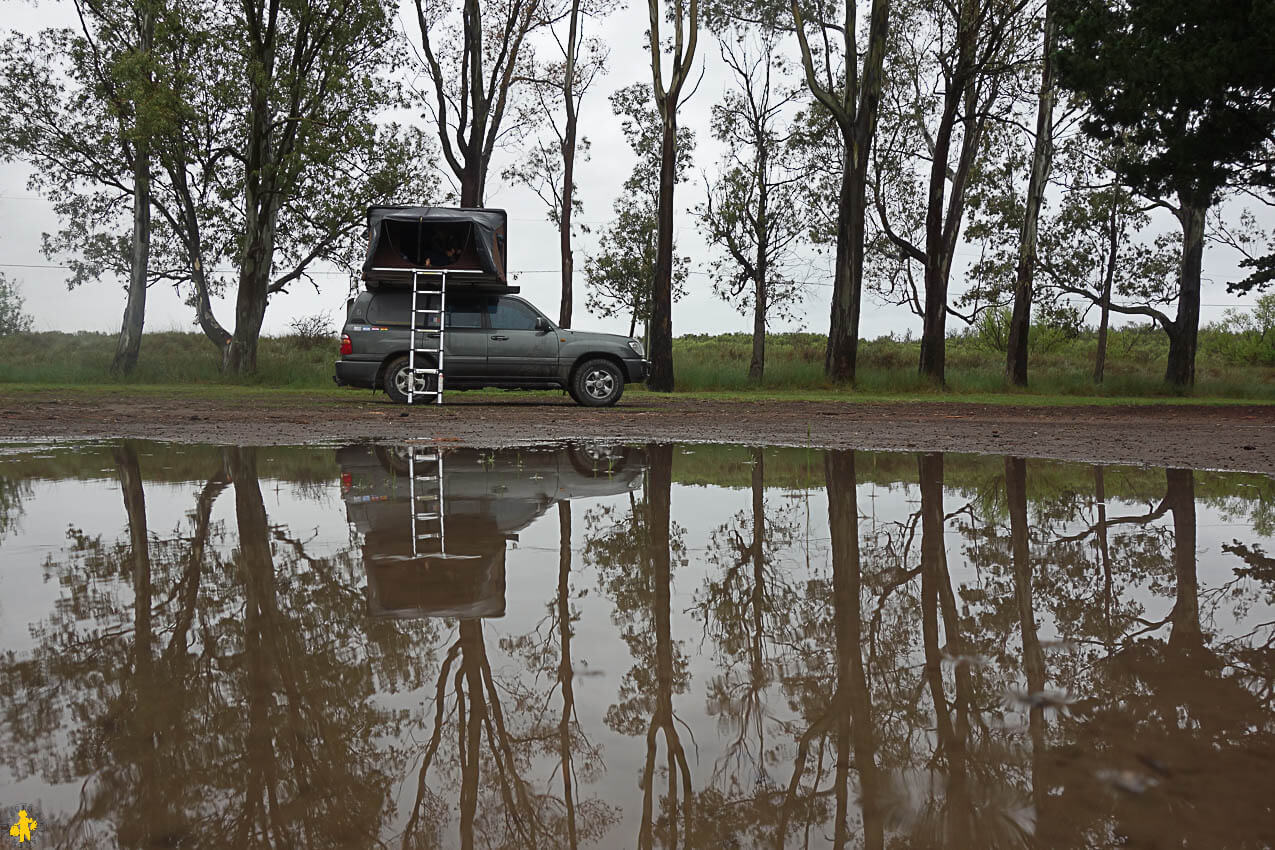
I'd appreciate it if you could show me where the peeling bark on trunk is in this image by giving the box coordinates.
[113,145,150,376]
[113,3,154,378]
[1006,3,1055,387]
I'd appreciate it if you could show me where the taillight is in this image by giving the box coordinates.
[339,334,352,355]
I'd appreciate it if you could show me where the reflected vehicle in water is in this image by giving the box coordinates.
[338,443,643,619]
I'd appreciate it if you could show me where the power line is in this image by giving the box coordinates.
[3,260,1263,308]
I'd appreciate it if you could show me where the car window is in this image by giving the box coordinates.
[487,297,540,331]
[366,291,411,325]
[349,292,373,322]
[446,297,484,329]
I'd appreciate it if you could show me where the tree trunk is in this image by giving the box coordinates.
[1093,466,1113,642]
[170,161,232,353]
[1006,3,1056,387]
[1165,468,1201,652]
[648,117,678,392]
[556,501,578,849]
[918,100,961,385]
[113,0,154,378]
[1164,196,1206,387]
[825,449,884,850]
[558,0,581,329]
[750,275,766,383]
[113,138,150,376]
[1007,456,1048,821]
[226,76,276,375]
[750,156,768,383]
[1094,200,1118,384]
[825,134,866,382]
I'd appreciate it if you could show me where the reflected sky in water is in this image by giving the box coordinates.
[0,441,1272,849]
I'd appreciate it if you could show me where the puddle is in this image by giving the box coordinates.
[0,441,1273,848]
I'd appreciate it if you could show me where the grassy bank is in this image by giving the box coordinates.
[0,327,1272,401]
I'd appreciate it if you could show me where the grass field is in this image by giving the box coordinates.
[0,324,1272,403]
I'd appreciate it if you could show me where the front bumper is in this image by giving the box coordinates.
[334,358,380,388]
[624,358,652,383]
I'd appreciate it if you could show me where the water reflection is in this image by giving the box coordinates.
[0,442,1272,849]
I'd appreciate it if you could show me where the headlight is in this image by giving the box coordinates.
[628,339,645,357]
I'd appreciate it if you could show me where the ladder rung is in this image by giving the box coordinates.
[415,308,442,313]
[416,512,441,520]
[417,532,441,540]
[409,368,442,375]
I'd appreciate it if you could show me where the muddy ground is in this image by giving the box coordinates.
[1,389,1272,473]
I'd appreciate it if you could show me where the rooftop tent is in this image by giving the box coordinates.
[362,205,509,287]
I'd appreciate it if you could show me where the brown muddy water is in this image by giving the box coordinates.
[0,441,1272,849]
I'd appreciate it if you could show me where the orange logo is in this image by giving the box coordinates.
[9,810,37,842]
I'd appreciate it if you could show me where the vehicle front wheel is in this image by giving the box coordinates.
[384,356,438,405]
[571,359,624,407]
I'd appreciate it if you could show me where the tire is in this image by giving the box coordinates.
[383,355,438,405]
[571,358,624,407]
[567,444,630,476]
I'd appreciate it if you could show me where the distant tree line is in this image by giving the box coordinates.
[0,0,1271,387]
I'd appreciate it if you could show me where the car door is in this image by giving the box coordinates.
[484,296,560,379]
[440,294,488,380]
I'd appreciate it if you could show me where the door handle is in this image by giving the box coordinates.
[490,335,509,341]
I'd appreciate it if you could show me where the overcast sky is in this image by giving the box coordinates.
[0,0,1267,341]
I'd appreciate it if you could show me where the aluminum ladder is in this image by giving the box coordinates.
[409,448,445,556]
[408,269,447,405]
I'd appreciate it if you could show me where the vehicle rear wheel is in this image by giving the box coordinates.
[384,356,439,405]
[571,358,624,407]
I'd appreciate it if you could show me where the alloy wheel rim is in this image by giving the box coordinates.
[584,370,614,400]
[395,367,431,396]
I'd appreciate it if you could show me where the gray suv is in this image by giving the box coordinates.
[334,290,651,406]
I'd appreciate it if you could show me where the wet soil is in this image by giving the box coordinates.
[1,389,1271,472]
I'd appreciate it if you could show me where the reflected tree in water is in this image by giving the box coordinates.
[585,444,694,848]
[0,444,424,849]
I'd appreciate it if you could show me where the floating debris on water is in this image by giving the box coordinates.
[1006,688,1077,712]
[1096,768,1161,795]
[942,651,991,669]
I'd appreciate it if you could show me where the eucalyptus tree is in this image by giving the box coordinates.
[785,0,892,383]
[413,0,550,206]
[963,132,1178,384]
[697,20,807,382]
[1004,0,1056,386]
[0,0,171,374]
[1055,0,1275,386]
[644,0,701,391]
[870,0,1034,384]
[504,0,614,326]
[584,85,692,341]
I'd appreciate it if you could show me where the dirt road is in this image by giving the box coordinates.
[0,390,1271,472]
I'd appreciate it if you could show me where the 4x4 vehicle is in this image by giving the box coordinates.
[334,289,650,406]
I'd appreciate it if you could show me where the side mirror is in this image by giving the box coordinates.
[535,317,551,333]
